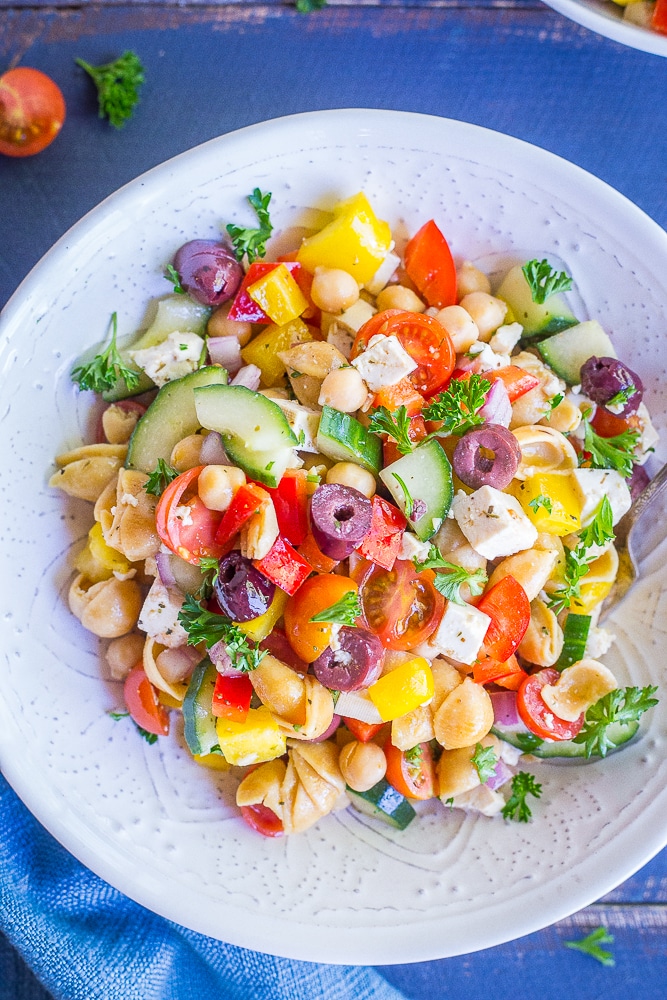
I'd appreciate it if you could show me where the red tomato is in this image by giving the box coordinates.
[590,406,641,439]
[477,575,531,662]
[517,668,585,741]
[356,559,444,650]
[283,575,359,663]
[240,803,284,838]
[403,219,457,309]
[0,67,66,157]
[384,738,437,800]
[352,310,455,397]
[123,667,170,736]
[155,465,225,565]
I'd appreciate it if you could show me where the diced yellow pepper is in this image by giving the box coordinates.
[296,192,392,285]
[193,752,231,771]
[247,264,308,326]
[158,690,184,710]
[368,656,434,723]
[215,706,286,766]
[241,317,312,387]
[510,473,582,536]
[74,522,130,582]
[239,588,289,643]
[571,546,618,613]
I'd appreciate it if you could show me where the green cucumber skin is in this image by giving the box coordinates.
[125,365,228,473]
[491,721,639,759]
[182,658,220,757]
[496,264,576,336]
[347,779,416,830]
[556,614,591,670]
[316,406,382,475]
[223,436,292,489]
[536,320,617,385]
[379,438,453,542]
[194,384,298,451]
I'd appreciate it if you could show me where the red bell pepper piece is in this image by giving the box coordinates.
[342,718,385,743]
[652,0,667,33]
[262,469,309,546]
[214,483,270,546]
[477,575,531,663]
[212,672,253,723]
[373,377,425,417]
[227,261,301,323]
[357,495,407,571]
[403,219,457,309]
[486,365,540,403]
[472,653,523,687]
[253,535,312,596]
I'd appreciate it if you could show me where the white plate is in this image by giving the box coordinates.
[1,110,667,966]
[545,0,667,57]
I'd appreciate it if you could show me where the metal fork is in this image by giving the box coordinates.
[599,462,667,621]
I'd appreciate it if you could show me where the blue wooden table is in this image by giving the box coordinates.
[1,3,666,998]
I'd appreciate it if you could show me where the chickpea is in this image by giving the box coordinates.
[207,302,252,347]
[339,740,387,792]
[318,367,368,413]
[197,464,247,511]
[106,633,144,681]
[456,260,491,298]
[310,267,360,314]
[170,434,205,472]
[326,462,376,498]
[102,404,142,445]
[376,284,425,313]
[434,305,480,353]
[458,292,508,342]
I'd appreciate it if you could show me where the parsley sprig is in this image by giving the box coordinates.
[502,771,542,822]
[108,710,158,744]
[421,374,490,436]
[582,412,639,478]
[414,544,487,605]
[71,312,141,394]
[226,188,273,263]
[471,743,498,784]
[309,590,362,626]
[564,926,615,967]
[528,494,553,514]
[368,405,413,455]
[144,458,179,497]
[75,51,145,129]
[164,263,186,295]
[521,258,573,304]
[547,497,614,614]
[573,685,658,758]
[606,385,636,409]
[177,594,266,672]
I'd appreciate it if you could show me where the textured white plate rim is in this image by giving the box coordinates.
[544,0,667,56]
[2,109,667,965]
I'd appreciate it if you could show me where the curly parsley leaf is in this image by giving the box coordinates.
[135,725,158,745]
[501,771,542,822]
[521,258,573,304]
[226,188,273,263]
[310,590,362,626]
[606,385,637,409]
[564,926,615,967]
[177,594,266,672]
[71,312,141,394]
[528,494,553,514]
[164,263,186,295]
[144,458,179,498]
[582,411,639,478]
[108,709,129,721]
[547,497,614,614]
[421,374,490,436]
[368,405,413,455]
[471,743,498,784]
[573,685,658,758]
[75,50,145,129]
[414,544,487,605]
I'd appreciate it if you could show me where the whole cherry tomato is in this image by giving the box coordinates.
[283,575,359,663]
[0,67,66,157]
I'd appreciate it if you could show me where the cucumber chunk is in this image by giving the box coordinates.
[316,405,382,475]
[182,657,220,757]
[537,320,617,385]
[555,614,591,670]
[491,720,639,758]
[125,365,228,473]
[347,779,416,829]
[379,438,453,541]
[496,263,577,338]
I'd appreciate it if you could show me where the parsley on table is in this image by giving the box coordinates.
[421,374,490,436]
[573,685,658,758]
[309,590,362,626]
[471,743,498,784]
[521,258,573,304]
[414,544,487,605]
[564,926,615,967]
[144,458,179,497]
[177,594,266,672]
[528,494,553,514]
[582,412,639,478]
[226,188,273,263]
[296,0,327,10]
[71,312,141,394]
[368,405,413,455]
[75,51,145,129]
[501,771,542,822]
[547,497,614,614]
[164,263,186,295]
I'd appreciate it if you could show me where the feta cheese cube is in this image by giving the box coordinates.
[424,600,491,665]
[488,322,523,356]
[451,785,505,817]
[273,398,320,453]
[138,577,188,648]
[130,332,205,387]
[351,334,417,391]
[453,486,538,560]
[397,532,432,563]
[364,248,400,295]
[334,298,377,335]
[635,401,660,465]
[571,469,631,527]
[467,342,511,371]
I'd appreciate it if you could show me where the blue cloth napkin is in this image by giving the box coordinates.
[0,775,406,1000]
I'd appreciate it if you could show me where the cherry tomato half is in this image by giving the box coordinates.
[155,465,225,565]
[283,575,359,663]
[0,67,66,157]
[476,575,531,662]
[356,558,444,650]
[240,803,284,838]
[352,309,456,397]
[590,406,641,439]
[384,738,437,800]
[517,668,584,742]
[123,666,170,736]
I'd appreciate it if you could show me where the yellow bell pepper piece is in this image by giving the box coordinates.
[247,264,308,326]
[296,192,392,285]
[571,546,618,613]
[193,751,231,771]
[215,706,286,766]
[510,473,582,536]
[239,588,289,643]
[241,317,312,387]
[74,522,130,582]
[368,656,434,722]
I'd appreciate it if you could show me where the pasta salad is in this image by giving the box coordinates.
[50,189,659,837]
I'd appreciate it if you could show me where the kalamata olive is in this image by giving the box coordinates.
[312,627,384,692]
[579,356,643,417]
[310,483,373,561]
[259,627,309,673]
[173,240,243,307]
[213,551,275,622]
[452,423,521,490]
[628,463,650,502]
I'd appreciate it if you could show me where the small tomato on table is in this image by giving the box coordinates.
[0,67,65,157]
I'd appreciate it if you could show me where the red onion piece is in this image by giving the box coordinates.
[486,757,514,791]
[207,336,243,375]
[199,431,229,466]
[479,379,512,428]
[155,552,177,589]
[209,640,240,676]
[309,714,342,743]
[155,645,200,685]
[231,365,261,390]
[490,690,521,727]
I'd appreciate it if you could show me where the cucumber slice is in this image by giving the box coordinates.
[496,263,577,338]
[537,320,617,385]
[491,720,639,758]
[316,405,382,475]
[347,779,416,829]
[379,438,453,541]
[556,614,591,670]
[182,657,220,757]
[223,435,296,489]
[125,365,228,473]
